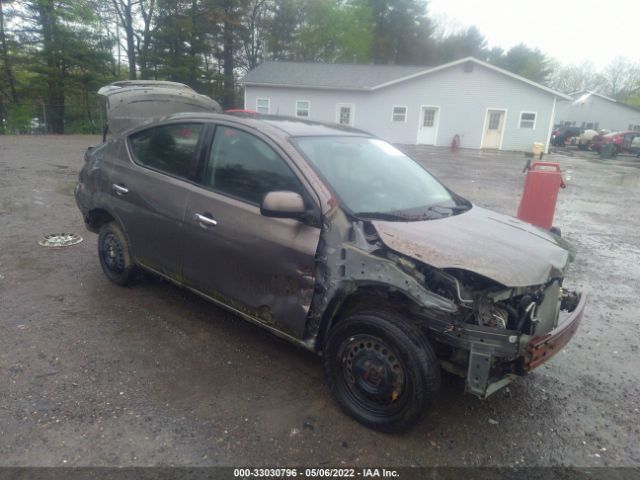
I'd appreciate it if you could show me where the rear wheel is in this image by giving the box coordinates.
[323,310,440,433]
[98,222,136,286]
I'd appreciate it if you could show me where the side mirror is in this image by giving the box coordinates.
[261,191,306,219]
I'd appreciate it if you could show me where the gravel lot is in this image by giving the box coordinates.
[0,135,639,467]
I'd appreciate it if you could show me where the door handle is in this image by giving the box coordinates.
[194,213,218,227]
[112,184,129,195]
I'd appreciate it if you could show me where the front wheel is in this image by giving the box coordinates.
[322,311,440,433]
[97,222,136,286]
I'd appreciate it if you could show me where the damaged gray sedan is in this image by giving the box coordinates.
[76,82,585,432]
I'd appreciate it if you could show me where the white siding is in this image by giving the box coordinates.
[245,62,557,151]
[555,94,640,132]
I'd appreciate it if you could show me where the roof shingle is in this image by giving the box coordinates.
[241,57,571,99]
[241,61,428,90]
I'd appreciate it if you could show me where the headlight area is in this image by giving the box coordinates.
[416,266,584,398]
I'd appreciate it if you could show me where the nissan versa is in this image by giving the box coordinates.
[75,81,586,432]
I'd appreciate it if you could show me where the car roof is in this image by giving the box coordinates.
[557,126,581,131]
[160,112,370,139]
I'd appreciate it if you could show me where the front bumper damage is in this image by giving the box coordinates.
[524,293,586,371]
[426,292,586,398]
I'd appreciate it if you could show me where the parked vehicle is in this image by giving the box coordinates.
[630,136,640,156]
[590,134,607,153]
[591,131,640,156]
[224,109,258,116]
[551,126,582,146]
[576,129,599,150]
[76,83,585,432]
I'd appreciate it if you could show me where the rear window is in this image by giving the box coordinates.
[129,123,204,179]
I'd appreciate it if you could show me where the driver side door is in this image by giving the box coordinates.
[181,124,321,339]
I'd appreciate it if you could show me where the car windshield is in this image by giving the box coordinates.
[293,136,468,220]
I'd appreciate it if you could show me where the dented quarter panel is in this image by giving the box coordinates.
[372,205,575,287]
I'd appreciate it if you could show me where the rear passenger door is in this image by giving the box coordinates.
[109,122,204,277]
[181,125,321,339]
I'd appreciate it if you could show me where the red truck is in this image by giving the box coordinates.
[590,131,640,156]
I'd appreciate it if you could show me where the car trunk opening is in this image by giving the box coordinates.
[98,81,222,136]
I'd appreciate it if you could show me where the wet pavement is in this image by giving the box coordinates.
[0,135,639,467]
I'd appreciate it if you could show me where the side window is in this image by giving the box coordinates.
[203,126,304,205]
[129,123,203,179]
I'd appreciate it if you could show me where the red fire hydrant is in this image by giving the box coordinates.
[451,134,460,152]
[516,161,566,231]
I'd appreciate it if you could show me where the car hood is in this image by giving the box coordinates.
[371,205,575,287]
[98,81,221,135]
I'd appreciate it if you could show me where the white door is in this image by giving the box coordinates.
[417,106,439,145]
[482,110,506,149]
[336,104,354,126]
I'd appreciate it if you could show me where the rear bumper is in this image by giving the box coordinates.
[524,293,586,371]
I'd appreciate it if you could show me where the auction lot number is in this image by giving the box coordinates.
[234,468,399,478]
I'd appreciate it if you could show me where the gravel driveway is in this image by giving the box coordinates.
[0,135,638,467]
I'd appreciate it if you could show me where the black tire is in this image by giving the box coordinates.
[322,310,440,433]
[97,222,136,286]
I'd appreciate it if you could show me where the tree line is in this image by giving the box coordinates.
[1,0,638,134]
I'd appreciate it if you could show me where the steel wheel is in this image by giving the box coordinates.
[339,334,409,416]
[323,310,440,433]
[100,231,125,274]
[97,222,136,286]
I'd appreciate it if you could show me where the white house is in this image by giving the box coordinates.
[554,90,640,132]
[241,57,571,152]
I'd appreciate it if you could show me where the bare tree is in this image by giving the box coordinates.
[601,57,640,102]
[137,0,155,79]
[241,0,268,72]
[112,0,136,78]
[548,61,606,94]
[111,0,156,80]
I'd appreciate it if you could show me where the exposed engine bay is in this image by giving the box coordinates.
[312,214,585,399]
[422,266,580,337]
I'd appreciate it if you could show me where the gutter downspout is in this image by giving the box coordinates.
[546,96,558,154]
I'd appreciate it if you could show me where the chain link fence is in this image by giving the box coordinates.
[0,101,106,135]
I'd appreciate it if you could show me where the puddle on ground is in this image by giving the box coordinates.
[611,173,640,187]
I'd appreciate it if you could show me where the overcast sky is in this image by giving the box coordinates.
[429,0,639,69]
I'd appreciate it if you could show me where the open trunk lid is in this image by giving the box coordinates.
[98,81,222,135]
